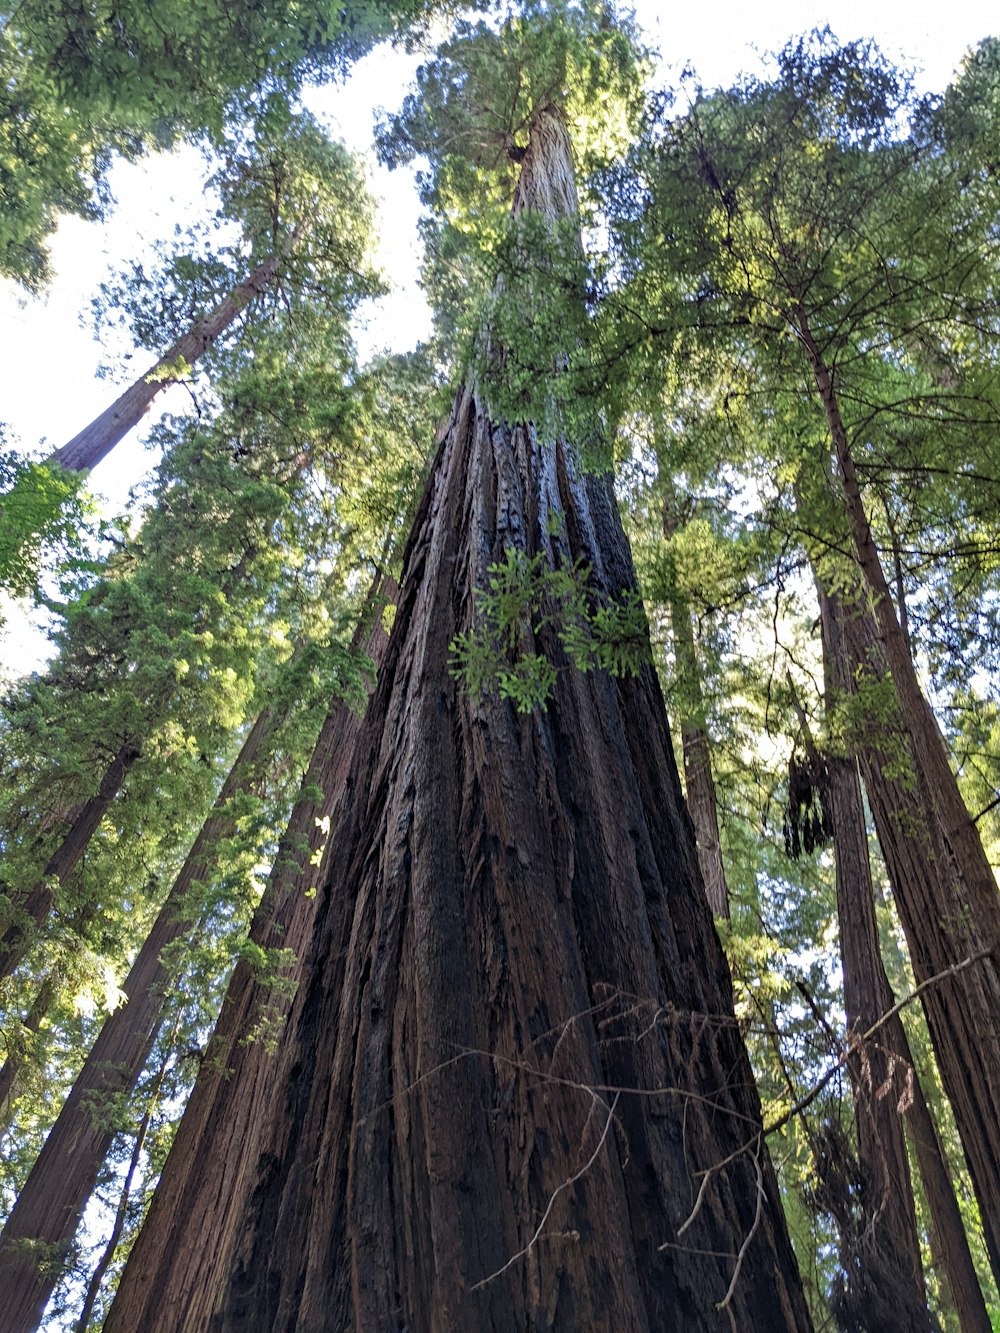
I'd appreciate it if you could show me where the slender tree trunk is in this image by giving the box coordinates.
[824,588,991,1331]
[0,707,275,1333]
[176,108,811,1333]
[795,307,1000,1284]
[49,254,282,475]
[826,590,996,1328]
[818,588,932,1330]
[904,1036,993,1332]
[662,503,729,918]
[73,1022,173,1333]
[105,583,394,1333]
[0,741,140,985]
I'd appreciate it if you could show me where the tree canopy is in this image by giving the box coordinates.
[1,8,1000,1329]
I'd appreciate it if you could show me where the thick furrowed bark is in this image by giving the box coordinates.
[794,308,1000,1283]
[200,110,808,1325]
[104,588,393,1333]
[112,106,808,1333]
[49,254,281,475]
[211,369,808,1331]
[822,588,991,1331]
[820,591,931,1328]
[0,709,274,1333]
[0,742,139,986]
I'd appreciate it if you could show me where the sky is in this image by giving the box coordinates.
[0,0,996,675]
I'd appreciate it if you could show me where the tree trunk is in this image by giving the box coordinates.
[796,308,1000,1285]
[104,583,394,1333]
[662,502,729,918]
[0,707,275,1333]
[819,587,932,1330]
[825,589,997,1326]
[49,253,282,475]
[0,741,140,986]
[183,108,810,1333]
[904,1040,993,1332]
[73,1020,173,1333]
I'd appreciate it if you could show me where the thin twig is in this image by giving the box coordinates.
[716,1133,765,1322]
[764,949,991,1138]
[469,1091,621,1290]
[677,1166,713,1238]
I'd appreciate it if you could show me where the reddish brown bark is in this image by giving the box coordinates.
[104,586,393,1333]
[73,1027,173,1333]
[0,708,275,1333]
[795,309,1000,1285]
[823,587,991,1331]
[159,109,811,1333]
[827,591,997,1326]
[905,1079,992,1333]
[49,253,282,475]
[819,588,932,1329]
[0,741,139,985]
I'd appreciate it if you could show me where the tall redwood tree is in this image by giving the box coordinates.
[111,90,811,1329]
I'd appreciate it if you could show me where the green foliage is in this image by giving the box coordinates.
[91,113,382,383]
[450,545,649,711]
[0,0,436,284]
[4,12,1000,1327]
[0,451,93,604]
[377,0,648,386]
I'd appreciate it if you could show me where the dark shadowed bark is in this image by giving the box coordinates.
[49,254,282,475]
[795,307,1000,1285]
[818,587,932,1330]
[822,589,993,1331]
[176,108,811,1333]
[0,707,276,1333]
[104,585,393,1333]
[0,741,140,986]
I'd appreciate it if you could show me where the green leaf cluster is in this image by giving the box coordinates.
[450,545,650,711]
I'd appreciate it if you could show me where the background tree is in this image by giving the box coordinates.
[0,0,434,286]
[595,31,1000,1292]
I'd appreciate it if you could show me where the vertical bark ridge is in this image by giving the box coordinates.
[104,584,393,1332]
[215,380,808,1330]
[795,307,1000,1282]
